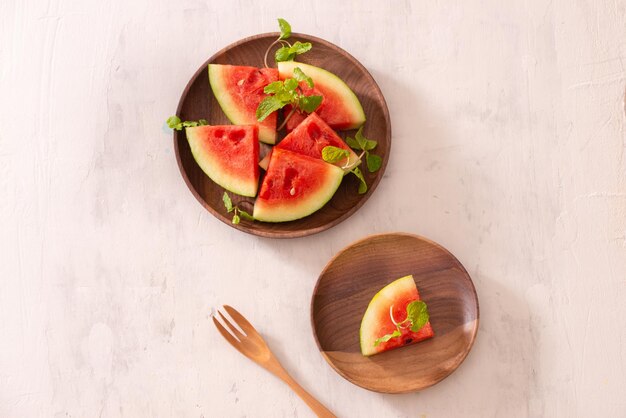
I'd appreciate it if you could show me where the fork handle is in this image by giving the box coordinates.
[274,367,337,418]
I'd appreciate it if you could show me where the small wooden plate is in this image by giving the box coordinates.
[173,33,391,238]
[311,233,479,393]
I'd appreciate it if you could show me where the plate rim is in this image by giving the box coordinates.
[309,231,480,393]
[173,32,392,239]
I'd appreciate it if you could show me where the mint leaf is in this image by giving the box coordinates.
[322,146,349,164]
[232,213,241,224]
[352,126,374,151]
[238,209,254,221]
[264,81,284,94]
[275,46,294,62]
[406,301,429,332]
[283,78,299,92]
[256,70,318,122]
[293,67,314,88]
[366,153,382,172]
[290,41,312,56]
[278,18,291,40]
[275,42,313,62]
[167,116,208,131]
[222,192,234,213]
[346,136,360,150]
[351,167,367,194]
[298,95,322,113]
[355,130,367,150]
[364,139,377,151]
[374,329,401,347]
[256,96,286,122]
[167,115,182,129]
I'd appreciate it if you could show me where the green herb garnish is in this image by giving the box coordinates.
[347,126,381,173]
[321,126,381,194]
[277,18,291,40]
[351,166,368,194]
[166,115,208,131]
[275,41,312,63]
[406,300,430,332]
[222,192,255,225]
[321,146,350,164]
[374,301,430,347]
[255,67,322,125]
[373,330,401,346]
[264,18,312,68]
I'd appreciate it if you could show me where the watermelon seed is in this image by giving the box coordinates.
[290,187,296,196]
[237,79,245,86]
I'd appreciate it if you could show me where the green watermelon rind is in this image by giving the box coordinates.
[277,61,366,130]
[359,275,417,357]
[186,126,258,197]
[208,64,277,144]
[253,151,344,223]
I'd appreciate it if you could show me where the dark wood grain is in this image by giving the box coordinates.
[174,33,391,238]
[310,233,479,393]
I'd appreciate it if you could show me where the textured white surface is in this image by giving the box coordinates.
[1,1,626,417]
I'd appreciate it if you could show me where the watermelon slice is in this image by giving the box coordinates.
[253,148,343,222]
[208,64,278,144]
[259,112,360,171]
[277,61,366,131]
[360,275,434,356]
[185,125,259,197]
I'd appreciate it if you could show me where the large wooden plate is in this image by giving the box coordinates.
[174,33,391,238]
[311,233,479,393]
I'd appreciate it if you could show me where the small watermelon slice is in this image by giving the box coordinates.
[253,148,343,222]
[208,64,278,144]
[259,112,360,171]
[278,61,366,131]
[360,275,434,357]
[185,125,259,197]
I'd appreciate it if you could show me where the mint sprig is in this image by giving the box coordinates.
[278,18,291,40]
[374,330,401,347]
[275,41,313,62]
[255,67,322,124]
[347,126,381,173]
[321,146,350,164]
[373,300,430,348]
[321,126,381,194]
[223,192,255,225]
[352,167,368,194]
[166,115,208,131]
[406,301,429,332]
[264,18,313,68]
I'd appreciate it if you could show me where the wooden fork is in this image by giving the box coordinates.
[212,305,337,418]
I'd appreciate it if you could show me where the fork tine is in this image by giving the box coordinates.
[212,315,246,356]
[223,305,260,337]
[218,311,245,339]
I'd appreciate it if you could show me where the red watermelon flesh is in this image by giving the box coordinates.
[284,83,355,131]
[278,61,366,131]
[253,148,343,223]
[208,64,278,144]
[284,105,307,132]
[360,275,435,356]
[185,125,259,197]
[259,112,360,171]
